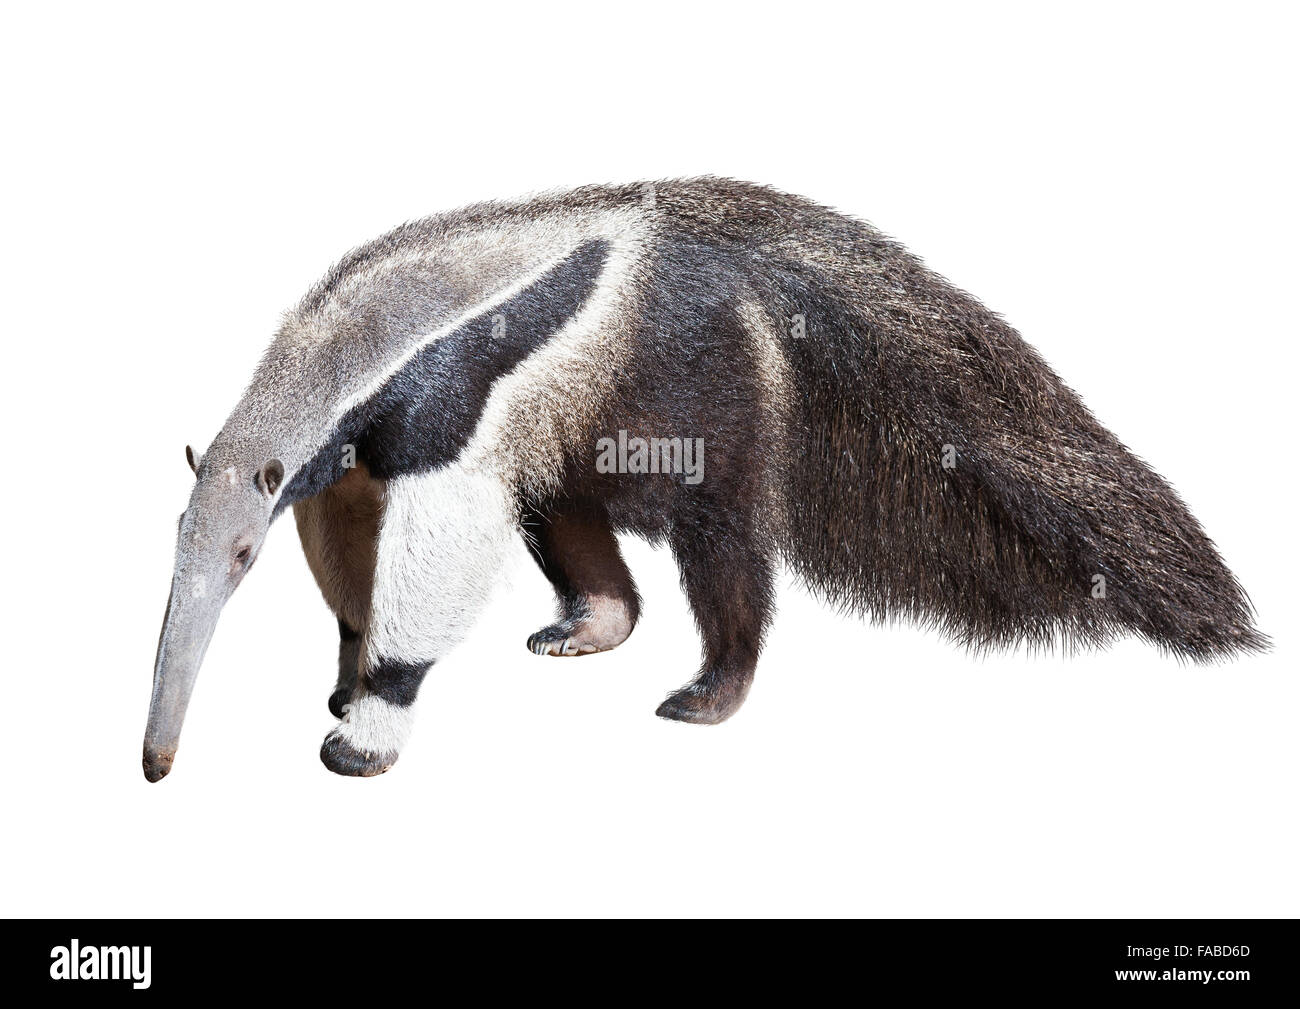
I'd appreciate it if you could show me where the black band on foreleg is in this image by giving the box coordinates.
[363,657,433,708]
[320,656,433,778]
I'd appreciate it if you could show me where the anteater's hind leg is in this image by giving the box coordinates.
[521,500,640,657]
[292,462,384,718]
[657,517,775,725]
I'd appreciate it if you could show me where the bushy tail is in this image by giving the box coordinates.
[775,234,1266,660]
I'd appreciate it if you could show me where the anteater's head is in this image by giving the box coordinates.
[143,445,284,782]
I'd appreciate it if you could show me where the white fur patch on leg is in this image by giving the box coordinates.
[364,465,515,665]
[335,695,415,756]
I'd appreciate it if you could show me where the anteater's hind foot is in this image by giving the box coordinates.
[527,623,586,655]
[657,516,774,725]
[656,669,754,724]
[526,600,635,656]
[522,499,640,658]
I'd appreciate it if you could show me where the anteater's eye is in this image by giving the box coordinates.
[234,545,252,565]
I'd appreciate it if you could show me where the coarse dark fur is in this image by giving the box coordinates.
[523,178,1265,676]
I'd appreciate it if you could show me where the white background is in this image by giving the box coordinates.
[2,2,1296,918]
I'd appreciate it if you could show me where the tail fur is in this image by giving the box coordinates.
[668,180,1268,659]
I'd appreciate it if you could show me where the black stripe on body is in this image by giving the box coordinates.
[277,238,610,514]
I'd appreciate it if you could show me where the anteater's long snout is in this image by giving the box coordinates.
[142,745,175,782]
[143,580,220,782]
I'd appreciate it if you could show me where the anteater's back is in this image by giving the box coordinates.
[649,178,1263,659]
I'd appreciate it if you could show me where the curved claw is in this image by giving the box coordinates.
[526,624,605,657]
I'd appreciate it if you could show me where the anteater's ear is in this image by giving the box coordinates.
[256,459,284,498]
[185,445,202,476]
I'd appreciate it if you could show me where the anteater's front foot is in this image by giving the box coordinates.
[320,732,396,777]
[655,672,752,725]
[328,687,352,719]
[319,696,411,777]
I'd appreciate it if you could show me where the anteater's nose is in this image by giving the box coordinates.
[142,745,175,782]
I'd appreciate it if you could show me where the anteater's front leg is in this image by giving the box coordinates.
[293,461,384,719]
[320,466,515,777]
[656,515,775,724]
[521,499,640,656]
[331,619,363,719]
